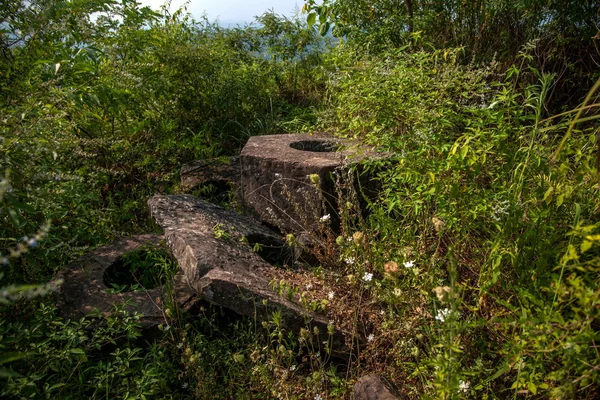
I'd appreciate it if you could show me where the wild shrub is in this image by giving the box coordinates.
[317,43,600,397]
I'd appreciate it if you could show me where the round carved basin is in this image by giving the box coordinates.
[103,246,178,292]
[54,235,197,331]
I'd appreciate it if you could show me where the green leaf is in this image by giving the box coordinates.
[69,348,88,361]
[319,21,330,36]
[48,383,67,392]
[490,365,510,380]
[527,381,537,394]
[0,367,21,378]
[556,193,564,207]
[460,145,469,160]
[0,352,29,365]
[307,12,316,27]
[543,186,554,205]
[581,240,592,253]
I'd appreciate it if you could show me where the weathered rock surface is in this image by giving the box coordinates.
[148,194,352,358]
[180,156,240,191]
[148,194,294,274]
[55,235,198,330]
[240,133,388,233]
[353,374,403,400]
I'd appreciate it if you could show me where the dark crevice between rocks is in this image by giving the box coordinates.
[191,179,235,208]
[245,232,295,267]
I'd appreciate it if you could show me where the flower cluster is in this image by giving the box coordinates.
[435,308,452,322]
[458,380,470,393]
[492,199,510,221]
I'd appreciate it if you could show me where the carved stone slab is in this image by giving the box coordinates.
[148,194,352,359]
[55,235,197,330]
[180,156,240,191]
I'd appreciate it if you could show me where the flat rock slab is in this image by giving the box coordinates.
[55,235,197,330]
[354,374,403,400]
[148,194,352,359]
[240,133,388,233]
[148,194,294,276]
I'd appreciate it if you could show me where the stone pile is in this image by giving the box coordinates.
[148,194,351,358]
[55,133,393,365]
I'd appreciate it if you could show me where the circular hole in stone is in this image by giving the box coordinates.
[289,140,342,152]
[103,245,179,292]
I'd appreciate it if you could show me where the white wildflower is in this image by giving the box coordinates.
[363,272,373,282]
[492,199,510,221]
[393,288,402,297]
[314,395,323,400]
[458,380,470,393]
[306,283,313,290]
[319,214,331,223]
[403,260,415,268]
[289,364,297,372]
[435,308,452,322]
[274,173,282,178]
[345,257,355,265]
[328,291,334,300]
[177,342,184,349]
[367,333,375,342]
[182,382,189,389]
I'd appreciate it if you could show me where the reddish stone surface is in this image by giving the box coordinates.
[353,374,403,400]
[55,235,197,330]
[148,194,353,360]
[240,133,387,233]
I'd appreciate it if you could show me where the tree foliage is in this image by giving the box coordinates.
[305,0,600,107]
[1,0,599,398]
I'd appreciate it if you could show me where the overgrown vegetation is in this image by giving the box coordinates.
[1,0,599,398]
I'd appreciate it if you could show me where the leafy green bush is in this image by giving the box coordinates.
[317,43,599,397]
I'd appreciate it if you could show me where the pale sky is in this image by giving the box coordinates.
[139,0,303,24]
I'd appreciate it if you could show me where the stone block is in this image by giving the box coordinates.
[180,156,240,193]
[240,133,387,233]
